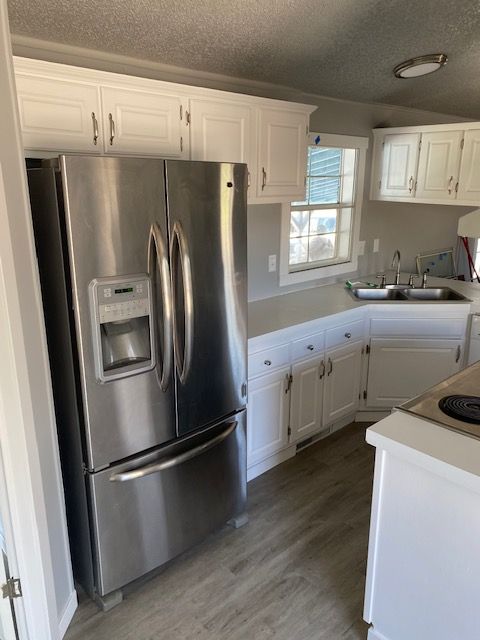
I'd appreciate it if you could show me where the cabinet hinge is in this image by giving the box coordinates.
[180,136,183,152]
[363,390,367,400]
[186,110,191,125]
[306,125,309,136]
[461,138,465,150]
[419,139,422,150]
[287,426,292,437]
[2,578,22,599]
[366,344,370,354]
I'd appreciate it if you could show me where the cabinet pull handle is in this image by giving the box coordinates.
[108,113,115,145]
[319,360,326,379]
[344,332,352,339]
[307,344,314,351]
[262,167,267,191]
[327,357,333,376]
[456,345,461,363]
[91,112,99,145]
[264,359,272,366]
[247,171,251,188]
[455,181,459,194]
[447,175,454,194]
[408,176,414,193]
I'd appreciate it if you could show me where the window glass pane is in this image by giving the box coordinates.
[308,233,336,262]
[309,147,342,177]
[290,210,310,237]
[307,177,340,204]
[289,237,309,265]
[309,210,337,235]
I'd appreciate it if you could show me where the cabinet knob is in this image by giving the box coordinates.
[307,344,314,351]
[345,332,352,339]
[264,359,272,366]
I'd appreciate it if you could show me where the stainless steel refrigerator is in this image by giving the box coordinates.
[27,156,247,609]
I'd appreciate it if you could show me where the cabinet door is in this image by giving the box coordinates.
[457,130,480,202]
[416,131,463,200]
[323,341,362,425]
[257,108,308,199]
[15,73,101,152]
[289,356,325,443]
[380,133,420,197]
[366,338,462,409]
[101,86,188,157]
[189,98,254,167]
[247,367,290,467]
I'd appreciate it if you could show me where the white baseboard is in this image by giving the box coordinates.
[367,626,390,640]
[355,411,390,422]
[247,446,296,481]
[58,588,78,638]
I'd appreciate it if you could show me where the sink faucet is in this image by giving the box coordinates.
[391,250,401,285]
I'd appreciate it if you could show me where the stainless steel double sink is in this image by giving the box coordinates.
[348,286,470,302]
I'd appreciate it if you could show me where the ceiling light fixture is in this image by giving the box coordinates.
[393,53,448,79]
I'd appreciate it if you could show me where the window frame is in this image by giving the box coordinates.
[279,132,368,286]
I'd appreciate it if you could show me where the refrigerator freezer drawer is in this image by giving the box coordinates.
[88,411,247,596]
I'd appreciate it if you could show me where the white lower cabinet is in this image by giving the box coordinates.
[247,366,290,467]
[366,338,462,409]
[289,355,325,443]
[323,341,363,424]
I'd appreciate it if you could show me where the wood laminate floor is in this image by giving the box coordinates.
[65,422,374,640]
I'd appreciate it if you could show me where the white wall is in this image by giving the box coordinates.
[0,3,76,637]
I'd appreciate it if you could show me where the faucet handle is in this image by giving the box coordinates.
[376,274,386,288]
[422,271,428,288]
[408,274,419,287]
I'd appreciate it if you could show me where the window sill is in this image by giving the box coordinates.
[279,257,358,286]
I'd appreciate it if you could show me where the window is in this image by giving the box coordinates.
[280,133,368,286]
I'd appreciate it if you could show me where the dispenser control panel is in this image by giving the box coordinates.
[96,279,150,324]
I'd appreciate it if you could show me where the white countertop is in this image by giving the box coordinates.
[248,275,480,338]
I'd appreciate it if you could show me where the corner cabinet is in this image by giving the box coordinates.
[13,57,315,204]
[370,122,480,206]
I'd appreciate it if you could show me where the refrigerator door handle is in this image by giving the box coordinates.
[171,221,194,384]
[109,419,237,482]
[148,223,173,391]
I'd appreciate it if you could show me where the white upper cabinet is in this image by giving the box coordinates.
[458,130,480,202]
[15,72,102,153]
[371,123,480,206]
[101,86,188,157]
[14,57,316,203]
[380,133,420,198]
[415,130,463,200]
[256,108,308,200]
[189,99,253,164]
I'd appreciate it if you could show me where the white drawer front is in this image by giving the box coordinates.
[248,344,290,378]
[291,331,325,362]
[370,317,467,338]
[326,320,364,349]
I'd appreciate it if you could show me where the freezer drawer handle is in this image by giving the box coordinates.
[109,420,238,482]
[171,221,194,384]
[148,223,173,391]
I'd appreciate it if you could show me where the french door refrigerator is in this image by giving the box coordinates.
[27,156,247,608]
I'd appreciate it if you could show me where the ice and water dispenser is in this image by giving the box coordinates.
[89,275,155,382]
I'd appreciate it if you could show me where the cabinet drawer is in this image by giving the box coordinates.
[248,344,290,378]
[326,320,364,349]
[370,317,467,339]
[291,331,325,362]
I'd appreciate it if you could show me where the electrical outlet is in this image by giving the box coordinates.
[373,238,380,253]
[357,240,365,256]
[268,254,277,272]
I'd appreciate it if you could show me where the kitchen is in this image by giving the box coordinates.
[2,3,478,638]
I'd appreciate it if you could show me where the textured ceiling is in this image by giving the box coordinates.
[7,0,480,118]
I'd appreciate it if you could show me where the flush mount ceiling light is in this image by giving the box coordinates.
[393,53,448,78]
